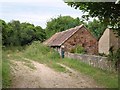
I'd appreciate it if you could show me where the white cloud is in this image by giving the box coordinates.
[1,11,61,28]
[0,0,84,28]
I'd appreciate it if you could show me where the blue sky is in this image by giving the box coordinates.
[0,0,85,28]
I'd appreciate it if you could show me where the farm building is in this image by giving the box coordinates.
[43,24,98,55]
[99,28,120,55]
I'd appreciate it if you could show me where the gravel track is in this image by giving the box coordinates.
[10,59,102,88]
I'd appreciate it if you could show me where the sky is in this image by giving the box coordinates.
[0,0,85,29]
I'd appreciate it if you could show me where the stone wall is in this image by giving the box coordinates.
[65,52,116,72]
[63,26,98,55]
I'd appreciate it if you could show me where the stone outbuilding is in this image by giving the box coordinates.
[43,24,98,55]
[99,28,120,55]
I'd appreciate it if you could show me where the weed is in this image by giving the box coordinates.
[2,58,11,88]
[60,58,118,88]
[2,41,118,88]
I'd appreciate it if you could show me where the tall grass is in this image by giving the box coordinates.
[2,51,11,88]
[23,41,118,88]
[2,45,32,88]
[24,41,59,60]
[0,59,1,89]
[2,41,118,88]
[23,41,65,72]
[61,58,118,88]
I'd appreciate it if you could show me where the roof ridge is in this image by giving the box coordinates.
[61,24,84,33]
[43,24,86,46]
[59,24,84,46]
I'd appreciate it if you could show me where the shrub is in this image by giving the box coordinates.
[107,48,120,71]
[24,41,60,62]
[70,45,86,54]
[108,48,120,62]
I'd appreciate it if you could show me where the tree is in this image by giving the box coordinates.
[20,22,46,45]
[45,15,86,38]
[65,2,120,36]
[35,26,46,42]
[0,19,7,45]
[87,19,107,39]
[1,19,46,46]
[8,20,21,46]
[20,22,35,45]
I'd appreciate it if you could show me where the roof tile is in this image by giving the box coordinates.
[43,24,84,46]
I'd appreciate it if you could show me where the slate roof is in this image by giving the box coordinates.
[43,24,85,46]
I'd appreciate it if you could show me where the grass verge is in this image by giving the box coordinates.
[23,41,66,72]
[2,46,25,88]
[0,61,1,89]
[2,41,118,88]
[23,41,118,88]
[2,51,11,88]
[60,58,118,88]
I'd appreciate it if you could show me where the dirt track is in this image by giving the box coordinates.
[10,59,102,88]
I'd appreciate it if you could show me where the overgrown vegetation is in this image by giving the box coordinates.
[1,14,118,88]
[1,16,107,47]
[87,19,107,39]
[0,62,1,88]
[23,41,66,72]
[1,19,46,46]
[2,46,27,88]
[107,48,120,71]
[65,2,120,36]
[23,42,118,88]
[2,51,12,88]
[70,45,86,54]
[2,41,118,88]
[61,58,118,88]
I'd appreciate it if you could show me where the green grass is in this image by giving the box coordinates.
[0,62,2,89]
[2,41,118,88]
[2,46,25,88]
[23,41,118,88]
[0,46,2,89]
[60,58,118,88]
[2,42,66,87]
[2,52,11,88]
[23,41,66,72]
